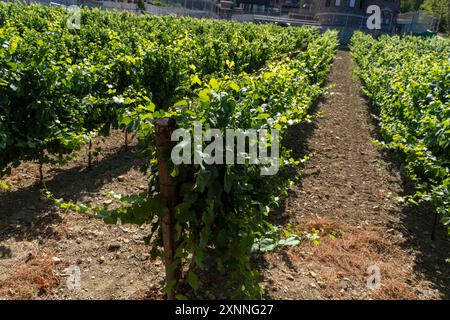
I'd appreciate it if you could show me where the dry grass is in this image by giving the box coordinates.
[0,249,59,299]
[290,218,420,299]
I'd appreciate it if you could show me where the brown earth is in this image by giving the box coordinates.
[262,50,450,300]
[0,50,448,300]
[0,131,165,299]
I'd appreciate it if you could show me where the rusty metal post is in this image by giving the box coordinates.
[155,118,178,300]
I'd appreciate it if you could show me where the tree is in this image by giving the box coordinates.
[401,0,424,12]
[421,0,449,33]
[401,0,449,34]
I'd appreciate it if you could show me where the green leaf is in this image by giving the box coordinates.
[187,271,199,290]
[195,170,212,193]
[281,236,301,247]
[0,180,9,190]
[209,78,220,91]
[162,279,177,294]
[198,89,211,103]
[224,172,233,193]
[191,74,202,86]
[173,100,188,108]
[229,82,240,92]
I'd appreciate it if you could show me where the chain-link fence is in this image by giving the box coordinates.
[397,11,440,34]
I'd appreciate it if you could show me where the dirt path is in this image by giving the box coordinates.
[263,51,450,300]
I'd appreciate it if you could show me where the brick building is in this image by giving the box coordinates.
[295,0,400,28]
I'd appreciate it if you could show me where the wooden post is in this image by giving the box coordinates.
[155,118,178,300]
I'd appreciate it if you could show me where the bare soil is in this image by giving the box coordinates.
[262,51,449,300]
[0,51,448,300]
[0,131,165,299]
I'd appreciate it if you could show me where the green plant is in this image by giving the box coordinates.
[351,32,450,236]
[1,1,338,299]
[137,0,146,11]
[0,2,315,177]
[99,31,338,298]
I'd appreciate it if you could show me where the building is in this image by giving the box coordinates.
[295,0,400,30]
[233,0,400,31]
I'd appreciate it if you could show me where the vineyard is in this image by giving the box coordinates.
[0,2,449,301]
[0,3,319,177]
[351,33,450,239]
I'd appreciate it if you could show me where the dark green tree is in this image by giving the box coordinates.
[401,0,424,12]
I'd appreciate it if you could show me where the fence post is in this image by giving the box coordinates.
[155,117,179,300]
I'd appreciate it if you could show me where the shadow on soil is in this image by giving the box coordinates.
[0,245,12,259]
[364,93,450,299]
[267,85,326,228]
[0,146,143,244]
[262,53,450,299]
[256,84,327,299]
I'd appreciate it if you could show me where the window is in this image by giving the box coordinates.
[335,0,341,6]
[349,0,356,7]
[382,11,392,25]
[325,0,331,7]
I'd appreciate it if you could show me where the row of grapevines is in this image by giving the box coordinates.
[350,32,450,234]
[96,30,338,298]
[0,2,316,177]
